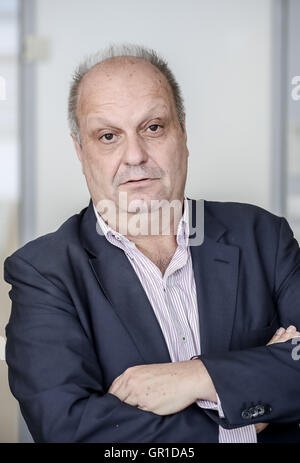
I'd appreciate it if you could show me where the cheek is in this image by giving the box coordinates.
[151,136,177,165]
[162,138,186,171]
[82,150,116,187]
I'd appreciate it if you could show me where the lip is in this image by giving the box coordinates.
[121,178,157,186]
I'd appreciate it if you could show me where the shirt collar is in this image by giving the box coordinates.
[93,196,190,249]
[176,196,190,247]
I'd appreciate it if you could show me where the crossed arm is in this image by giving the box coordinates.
[108,326,300,434]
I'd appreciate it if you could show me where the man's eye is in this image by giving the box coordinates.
[100,133,115,142]
[147,124,162,133]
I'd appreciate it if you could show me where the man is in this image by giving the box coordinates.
[4,44,300,443]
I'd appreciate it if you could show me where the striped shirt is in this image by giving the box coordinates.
[93,197,257,443]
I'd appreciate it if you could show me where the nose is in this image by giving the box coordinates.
[122,133,148,166]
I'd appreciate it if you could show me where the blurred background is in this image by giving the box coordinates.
[0,0,299,443]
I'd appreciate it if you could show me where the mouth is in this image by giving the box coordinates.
[122,178,157,186]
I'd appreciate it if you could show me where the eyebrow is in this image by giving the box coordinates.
[88,103,169,129]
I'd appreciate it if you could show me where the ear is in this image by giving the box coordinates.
[71,133,84,172]
[182,113,189,157]
[182,113,187,142]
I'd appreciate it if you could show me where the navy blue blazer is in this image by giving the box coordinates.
[3,198,300,443]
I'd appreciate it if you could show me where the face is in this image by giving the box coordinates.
[72,57,189,221]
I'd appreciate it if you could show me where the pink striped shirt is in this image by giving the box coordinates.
[93,197,257,443]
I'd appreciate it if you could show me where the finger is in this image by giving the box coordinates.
[255,423,269,434]
[109,384,129,402]
[277,325,297,343]
[289,330,300,340]
[286,325,297,332]
[108,375,123,394]
[122,394,139,407]
[267,325,299,345]
[267,327,285,345]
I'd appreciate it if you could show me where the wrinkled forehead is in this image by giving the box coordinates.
[77,57,175,117]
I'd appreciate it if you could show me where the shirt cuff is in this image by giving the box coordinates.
[196,393,225,418]
[190,355,225,418]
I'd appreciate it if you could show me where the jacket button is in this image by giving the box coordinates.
[241,409,251,419]
[264,404,272,414]
[248,407,257,418]
[250,407,259,418]
[255,405,265,416]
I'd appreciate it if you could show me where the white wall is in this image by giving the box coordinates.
[35,0,272,237]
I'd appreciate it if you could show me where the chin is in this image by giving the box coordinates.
[116,184,170,212]
[124,196,151,214]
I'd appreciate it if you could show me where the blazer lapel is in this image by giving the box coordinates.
[190,200,240,355]
[80,199,171,365]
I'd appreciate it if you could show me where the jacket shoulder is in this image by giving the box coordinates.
[204,199,283,227]
[202,199,285,245]
[4,205,88,267]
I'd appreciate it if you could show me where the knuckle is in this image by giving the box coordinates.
[124,367,134,377]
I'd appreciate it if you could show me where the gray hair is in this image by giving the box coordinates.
[68,43,185,147]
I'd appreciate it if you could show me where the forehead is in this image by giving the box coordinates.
[77,57,175,117]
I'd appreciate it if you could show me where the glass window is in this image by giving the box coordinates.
[0,0,20,443]
[287,0,300,242]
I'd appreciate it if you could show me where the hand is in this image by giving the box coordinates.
[267,325,300,345]
[254,325,300,434]
[108,359,216,416]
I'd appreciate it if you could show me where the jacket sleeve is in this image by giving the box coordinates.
[197,216,300,428]
[4,253,214,443]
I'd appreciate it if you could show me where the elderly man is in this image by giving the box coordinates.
[4,44,300,443]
